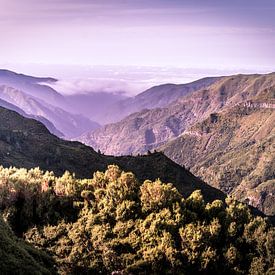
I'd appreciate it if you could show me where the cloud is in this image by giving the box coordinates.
[43,66,223,96]
[47,78,136,95]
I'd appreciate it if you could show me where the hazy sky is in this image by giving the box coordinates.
[1,0,275,71]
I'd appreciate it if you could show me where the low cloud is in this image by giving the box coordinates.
[38,65,268,97]
[47,77,145,96]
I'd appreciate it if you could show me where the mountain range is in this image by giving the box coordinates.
[0,69,62,106]
[0,70,104,138]
[78,72,275,216]
[0,85,101,138]
[0,106,225,202]
[161,97,275,215]
[0,97,63,137]
[97,76,221,124]
[0,69,274,217]
[80,73,275,155]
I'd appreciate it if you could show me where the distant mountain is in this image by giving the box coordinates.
[0,69,63,107]
[79,73,275,155]
[161,91,275,216]
[0,106,225,202]
[0,69,131,132]
[99,76,220,124]
[0,69,103,138]
[0,85,99,138]
[0,69,219,130]
[0,97,63,137]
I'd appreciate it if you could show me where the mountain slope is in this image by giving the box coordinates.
[79,73,275,155]
[161,90,275,215]
[100,76,220,124]
[0,69,63,107]
[0,97,63,137]
[0,106,225,202]
[0,85,99,138]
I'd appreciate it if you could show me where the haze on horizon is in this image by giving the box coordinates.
[0,0,275,75]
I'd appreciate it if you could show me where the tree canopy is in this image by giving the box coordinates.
[0,165,274,274]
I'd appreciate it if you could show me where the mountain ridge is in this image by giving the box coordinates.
[161,98,275,215]
[0,69,62,107]
[0,97,64,137]
[99,76,221,124]
[0,106,225,202]
[77,73,275,216]
[79,72,275,155]
[0,85,100,138]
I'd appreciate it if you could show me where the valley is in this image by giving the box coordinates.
[1,0,275,273]
[0,69,274,274]
[0,70,274,218]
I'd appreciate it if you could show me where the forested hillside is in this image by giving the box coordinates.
[0,215,54,274]
[0,165,274,274]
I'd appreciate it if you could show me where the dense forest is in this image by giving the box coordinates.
[0,165,274,274]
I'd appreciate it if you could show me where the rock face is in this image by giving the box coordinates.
[0,106,225,202]
[79,73,275,156]
[161,87,275,215]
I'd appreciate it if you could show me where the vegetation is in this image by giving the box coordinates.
[0,215,55,274]
[0,165,274,274]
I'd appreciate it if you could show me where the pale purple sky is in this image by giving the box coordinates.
[0,0,275,71]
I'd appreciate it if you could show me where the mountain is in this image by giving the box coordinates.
[0,69,129,125]
[79,73,275,155]
[0,85,99,138]
[0,69,63,107]
[99,76,220,124]
[77,73,275,216]
[0,97,63,137]
[161,90,275,216]
[0,69,102,138]
[0,106,225,202]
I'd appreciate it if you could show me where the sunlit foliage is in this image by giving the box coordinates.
[0,165,274,274]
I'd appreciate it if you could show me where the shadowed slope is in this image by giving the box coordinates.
[0,106,225,202]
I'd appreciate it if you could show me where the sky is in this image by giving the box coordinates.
[0,0,275,75]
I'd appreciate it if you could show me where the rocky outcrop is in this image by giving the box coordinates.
[242,100,275,109]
